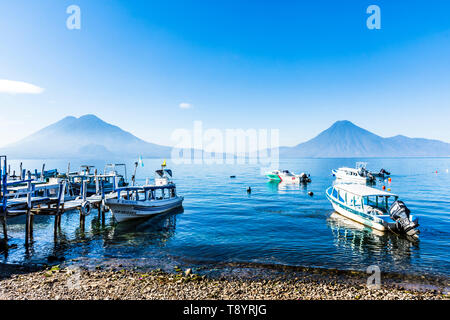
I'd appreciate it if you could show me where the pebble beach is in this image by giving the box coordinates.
[0,263,448,300]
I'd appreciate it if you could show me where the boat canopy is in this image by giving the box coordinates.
[333,184,397,197]
[116,184,176,192]
[156,169,172,177]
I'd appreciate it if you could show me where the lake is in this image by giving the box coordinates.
[1,158,450,278]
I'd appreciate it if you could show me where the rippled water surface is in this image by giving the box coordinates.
[2,158,450,277]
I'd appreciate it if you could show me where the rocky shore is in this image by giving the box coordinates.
[0,263,448,300]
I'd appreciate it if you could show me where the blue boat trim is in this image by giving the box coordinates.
[326,187,385,225]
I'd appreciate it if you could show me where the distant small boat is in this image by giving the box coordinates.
[370,168,391,179]
[68,164,128,195]
[265,170,311,183]
[326,183,419,238]
[332,162,375,184]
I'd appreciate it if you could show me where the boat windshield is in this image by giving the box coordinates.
[364,195,398,212]
[118,185,176,201]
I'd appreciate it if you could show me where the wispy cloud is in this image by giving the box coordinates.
[179,102,192,109]
[0,79,44,94]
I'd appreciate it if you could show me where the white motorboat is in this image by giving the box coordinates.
[265,170,311,183]
[106,184,183,223]
[326,183,419,238]
[106,164,183,222]
[332,162,375,184]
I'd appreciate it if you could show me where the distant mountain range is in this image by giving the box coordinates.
[1,115,449,159]
[0,115,172,159]
[279,120,450,157]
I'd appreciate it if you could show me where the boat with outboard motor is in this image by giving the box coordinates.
[106,163,183,222]
[326,183,419,239]
[265,170,311,183]
[332,162,375,184]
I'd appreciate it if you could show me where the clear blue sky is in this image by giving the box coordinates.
[0,0,449,147]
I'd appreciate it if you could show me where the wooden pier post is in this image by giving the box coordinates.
[41,163,45,182]
[101,180,106,224]
[79,209,85,232]
[1,157,7,241]
[79,180,88,231]
[1,216,6,241]
[54,181,66,237]
[25,171,32,246]
[58,204,64,228]
[29,215,34,241]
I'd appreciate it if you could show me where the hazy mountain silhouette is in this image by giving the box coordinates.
[1,114,172,159]
[279,120,450,157]
[2,116,449,159]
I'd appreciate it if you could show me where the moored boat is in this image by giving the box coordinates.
[265,170,311,183]
[106,164,183,222]
[332,162,375,184]
[106,184,184,222]
[68,164,128,196]
[326,183,419,238]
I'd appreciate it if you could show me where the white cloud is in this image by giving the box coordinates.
[0,79,44,94]
[179,102,192,109]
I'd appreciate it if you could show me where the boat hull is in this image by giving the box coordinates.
[266,173,305,183]
[266,173,282,181]
[333,173,369,184]
[326,189,386,232]
[332,169,372,184]
[106,196,184,222]
[329,200,386,232]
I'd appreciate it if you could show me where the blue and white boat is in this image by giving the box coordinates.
[106,185,183,222]
[326,184,419,238]
[106,167,183,222]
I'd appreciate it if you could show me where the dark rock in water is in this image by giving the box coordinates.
[47,255,58,262]
[308,191,314,196]
[47,255,65,263]
[230,175,236,178]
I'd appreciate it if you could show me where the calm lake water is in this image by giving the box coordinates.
[2,158,450,278]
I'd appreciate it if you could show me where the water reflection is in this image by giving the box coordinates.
[104,207,183,247]
[327,212,418,264]
[0,207,183,264]
[266,180,309,193]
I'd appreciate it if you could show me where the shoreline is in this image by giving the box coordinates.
[0,262,448,300]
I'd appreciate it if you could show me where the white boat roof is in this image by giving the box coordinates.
[333,184,397,197]
[336,167,359,172]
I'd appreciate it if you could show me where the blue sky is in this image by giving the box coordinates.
[0,0,449,147]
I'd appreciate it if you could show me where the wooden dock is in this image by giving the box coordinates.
[0,156,118,246]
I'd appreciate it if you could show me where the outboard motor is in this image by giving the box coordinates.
[389,200,419,237]
[299,173,311,183]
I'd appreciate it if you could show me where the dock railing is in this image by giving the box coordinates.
[0,157,117,245]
